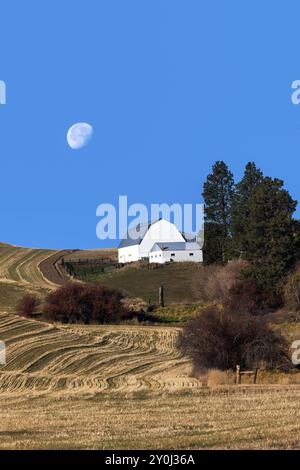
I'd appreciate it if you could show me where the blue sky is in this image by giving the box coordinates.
[1,1,300,248]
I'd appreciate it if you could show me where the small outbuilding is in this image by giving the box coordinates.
[149,242,202,264]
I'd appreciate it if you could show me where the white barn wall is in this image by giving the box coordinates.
[139,219,185,258]
[149,249,202,264]
[118,244,140,263]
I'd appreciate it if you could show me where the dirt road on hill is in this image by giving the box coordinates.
[38,250,76,286]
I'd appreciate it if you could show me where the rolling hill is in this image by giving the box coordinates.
[0,243,206,312]
[3,243,300,449]
[64,258,206,305]
[0,244,118,312]
[0,243,200,394]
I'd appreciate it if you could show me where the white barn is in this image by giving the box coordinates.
[118,218,203,264]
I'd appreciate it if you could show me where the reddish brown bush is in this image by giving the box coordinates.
[42,283,126,324]
[178,306,288,371]
[225,277,282,315]
[16,294,39,317]
[224,278,261,315]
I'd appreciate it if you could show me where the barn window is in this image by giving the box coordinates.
[171,253,175,257]
[189,253,194,256]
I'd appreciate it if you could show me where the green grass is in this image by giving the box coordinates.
[71,262,205,305]
[153,304,204,323]
[68,262,118,279]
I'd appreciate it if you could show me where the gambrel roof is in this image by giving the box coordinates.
[150,242,201,252]
[118,218,201,249]
[118,219,160,248]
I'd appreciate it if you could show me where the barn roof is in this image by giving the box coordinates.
[150,241,201,252]
[151,242,186,252]
[118,219,160,248]
[118,218,203,249]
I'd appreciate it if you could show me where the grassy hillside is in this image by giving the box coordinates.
[71,262,205,305]
[0,243,207,312]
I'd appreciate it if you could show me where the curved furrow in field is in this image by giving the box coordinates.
[0,312,197,395]
[0,248,28,281]
[0,244,61,291]
[16,249,57,287]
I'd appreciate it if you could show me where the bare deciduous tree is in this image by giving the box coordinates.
[179,306,288,372]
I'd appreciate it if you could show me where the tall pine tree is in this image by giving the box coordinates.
[245,176,298,298]
[202,161,234,263]
[231,162,263,257]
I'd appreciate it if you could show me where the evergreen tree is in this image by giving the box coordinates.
[202,161,234,263]
[231,162,263,257]
[245,177,298,299]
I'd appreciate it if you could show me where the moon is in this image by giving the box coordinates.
[67,122,93,149]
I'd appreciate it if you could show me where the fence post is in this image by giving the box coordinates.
[253,368,258,384]
[236,365,241,385]
[159,285,164,308]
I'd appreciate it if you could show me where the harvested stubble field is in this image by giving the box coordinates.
[0,244,120,312]
[3,243,300,449]
[4,386,300,449]
[0,312,193,393]
[63,248,118,263]
[2,311,300,449]
[0,244,60,312]
[0,244,56,288]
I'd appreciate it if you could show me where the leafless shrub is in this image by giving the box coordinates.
[204,259,248,302]
[224,278,261,315]
[42,283,126,324]
[190,264,217,300]
[16,294,39,318]
[178,306,288,371]
[225,276,283,315]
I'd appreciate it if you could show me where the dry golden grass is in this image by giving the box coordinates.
[205,369,236,387]
[1,311,300,449]
[64,249,118,262]
[3,387,300,449]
